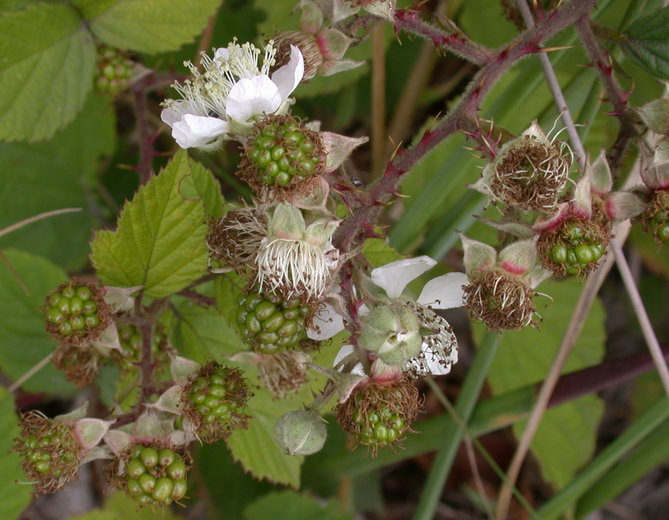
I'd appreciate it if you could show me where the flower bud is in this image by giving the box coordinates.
[359,303,422,365]
[273,410,327,455]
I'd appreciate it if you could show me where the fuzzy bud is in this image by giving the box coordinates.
[273,410,327,455]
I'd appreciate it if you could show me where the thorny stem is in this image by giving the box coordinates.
[574,17,641,172]
[334,0,598,255]
[393,9,491,66]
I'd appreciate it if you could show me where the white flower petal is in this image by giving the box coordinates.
[417,272,468,310]
[308,302,345,340]
[403,304,459,376]
[371,255,437,299]
[171,114,229,149]
[271,45,304,100]
[421,340,459,375]
[226,75,282,123]
[333,344,365,376]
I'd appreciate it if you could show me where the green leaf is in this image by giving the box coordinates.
[78,0,221,54]
[362,238,405,268]
[71,492,181,520]
[226,383,306,488]
[460,0,518,48]
[244,491,352,520]
[622,5,669,79]
[0,387,32,520]
[0,249,74,395]
[0,3,95,142]
[178,158,225,219]
[197,443,276,519]
[91,150,210,298]
[168,294,245,363]
[482,279,606,489]
[0,94,116,271]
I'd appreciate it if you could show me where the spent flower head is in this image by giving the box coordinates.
[256,204,340,301]
[471,121,571,211]
[460,235,550,331]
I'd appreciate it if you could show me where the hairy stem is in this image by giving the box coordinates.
[574,18,640,172]
[393,9,491,66]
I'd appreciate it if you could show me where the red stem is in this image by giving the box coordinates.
[334,0,598,254]
[574,18,641,173]
[394,9,491,66]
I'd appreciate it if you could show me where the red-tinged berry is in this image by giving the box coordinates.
[43,280,111,347]
[335,380,422,456]
[237,292,311,354]
[537,218,609,277]
[181,362,252,443]
[239,115,324,195]
[95,46,134,96]
[13,411,80,493]
[115,445,189,507]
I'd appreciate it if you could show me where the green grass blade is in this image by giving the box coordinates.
[411,332,501,520]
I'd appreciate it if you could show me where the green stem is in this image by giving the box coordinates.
[411,332,500,520]
[535,397,669,520]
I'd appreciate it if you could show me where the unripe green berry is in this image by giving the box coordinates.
[242,115,323,190]
[551,244,567,263]
[237,293,310,353]
[139,447,158,469]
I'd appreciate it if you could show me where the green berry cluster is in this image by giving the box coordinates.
[45,283,105,340]
[122,445,188,507]
[336,381,421,454]
[238,293,310,353]
[96,47,134,96]
[15,412,80,493]
[184,363,250,442]
[648,209,669,243]
[353,405,406,448]
[246,117,321,186]
[550,222,605,275]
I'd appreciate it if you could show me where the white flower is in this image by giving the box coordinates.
[161,40,304,150]
[313,255,467,377]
